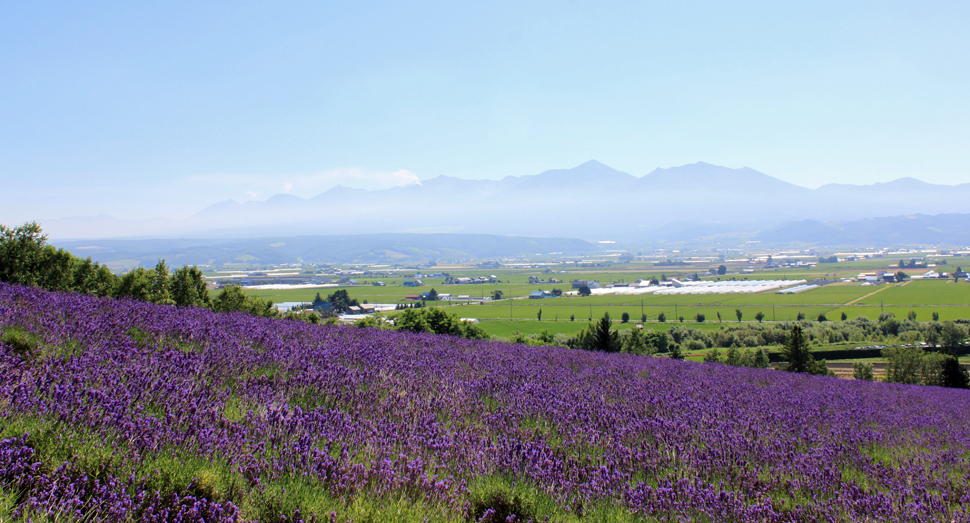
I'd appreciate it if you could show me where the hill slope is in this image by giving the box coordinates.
[2,283,970,521]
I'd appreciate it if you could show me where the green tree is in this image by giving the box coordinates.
[883,345,925,384]
[717,264,727,275]
[735,309,742,323]
[0,222,47,287]
[940,321,965,355]
[755,311,765,323]
[621,312,630,323]
[575,313,621,353]
[537,309,542,321]
[570,314,575,321]
[657,312,666,323]
[780,324,821,374]
[393,308,487,339]
[116,267,154,302]
[578,284,592,297]
[932,312,940,321]
[170,266,210,308]
[695,313,705,323]
[668,343,684,360]
[716,311,722,323]
[853,362,875,381]
[796,311,806,321]
[623,328,649,354]
[817,314,827,323]
[148,260,172,304]
[327,289,359,312]
[491,290,503,300]
[841,312,848,321]
[426,288,438,301]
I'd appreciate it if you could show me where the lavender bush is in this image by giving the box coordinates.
[1,282,969,522]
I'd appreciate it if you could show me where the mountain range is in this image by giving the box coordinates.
[41,161,970,246]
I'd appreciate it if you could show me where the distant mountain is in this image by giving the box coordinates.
[755,214,970,247]
[39,160,970,246]
[53,233,601,268]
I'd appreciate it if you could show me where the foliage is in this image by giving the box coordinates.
[573,313,621,353]
[577,284,591,297]
[211,285,279,318]
[852,362,875,381]
[392,307,489,340]
[780,324,832,376]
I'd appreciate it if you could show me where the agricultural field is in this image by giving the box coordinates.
[4,283,970,521]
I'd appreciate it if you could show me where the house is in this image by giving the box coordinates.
[403,279,424,287]
[529,290,552,299]
[405,294,421,300]
[528,276,541,284]
[372,281,385,286]
[571,280,588,289]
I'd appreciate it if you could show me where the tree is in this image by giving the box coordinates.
[755,311,765,323]
[853,362,875,381]
[716,311,722,323]
[933,312,940,321]
[577,284,592,297]
[796,311,806,321]
[883,344,926,385]
[899,259,906,269]
[570,314,575,322]
[641,313,646,324]
[170,266,210,308]
[0,222,47,287]
[907,310,917,321]
[780,324,816,373]
[717,265,727,275]
[695,313,705,323]
[575,313,621,353]
[148,260,172,304]
[940,321,965,355]
[551,288,563,297]
[491,290,503,300]
[116,267,153,302]
[394,308,488,339]
[668,343,684,360]
[657,312,666,323]
[735,309,742,323]
[327,289,359,312]
[621,312,630,323]
[817,314,827,323]
[426,288,438,301]
[537,309,542,321]
[896,271,907,282]
[623,328,649,354]
[841,312,848,321]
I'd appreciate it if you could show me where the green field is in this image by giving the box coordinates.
[228,260,970,343]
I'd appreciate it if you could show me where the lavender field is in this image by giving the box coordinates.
[1,283,969,522]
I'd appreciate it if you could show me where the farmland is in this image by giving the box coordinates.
[3,283,970,521]
[240,269,970,341]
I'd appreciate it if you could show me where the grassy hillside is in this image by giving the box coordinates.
[2,283,970,521]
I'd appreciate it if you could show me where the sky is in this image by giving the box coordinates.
[1,1,968,223]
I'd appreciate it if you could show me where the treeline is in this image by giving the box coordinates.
[0,222,281,318]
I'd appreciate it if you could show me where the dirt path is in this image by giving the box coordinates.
[845,283,896,306]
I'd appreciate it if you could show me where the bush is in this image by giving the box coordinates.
[621,312,630,323]
[695,313,705,323]
[685,339,706,351]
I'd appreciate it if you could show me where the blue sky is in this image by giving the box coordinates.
[1,1,968,222]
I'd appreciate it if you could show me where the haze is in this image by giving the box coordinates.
[2,1,968,229]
